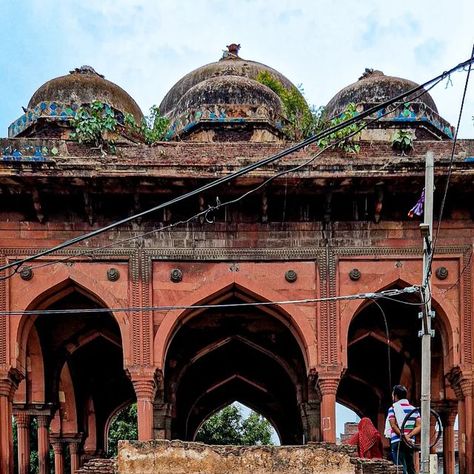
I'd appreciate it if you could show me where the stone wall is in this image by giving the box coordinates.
[117,440,398,474]
[75,457,116,473]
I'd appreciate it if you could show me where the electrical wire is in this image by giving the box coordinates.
[10,76,444,279]
[426,44,474,286]
[1,54,473,276]
[0,286,419,317]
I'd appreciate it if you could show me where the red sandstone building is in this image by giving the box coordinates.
[0,46,473,473]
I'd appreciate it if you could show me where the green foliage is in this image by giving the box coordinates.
[257,71,314,140]
[317,103,362,154]
[391,129,414,155]
[70,101,170,154]
[256,71,362,151]
[125,105,170,144]
[107,403,138,457]
[195,404,274,446]
[70,100,118,154]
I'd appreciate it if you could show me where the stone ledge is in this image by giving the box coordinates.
[117,440,396,474]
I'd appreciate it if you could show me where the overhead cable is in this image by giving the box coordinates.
[426,44,474,285]
[1,54,473,275]
[4,74,448,279]
[0,286,420,316]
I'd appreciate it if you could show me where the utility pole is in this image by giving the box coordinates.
[419,151,434,474]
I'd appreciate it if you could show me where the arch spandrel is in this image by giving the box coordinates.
[338,264,459,370]
[10,264,131,372]
[153,272,317,372]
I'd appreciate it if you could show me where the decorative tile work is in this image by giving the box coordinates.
[167,103,283,139]
[8,101,78,137]
[359,101,455,138]
[0,141,57,162]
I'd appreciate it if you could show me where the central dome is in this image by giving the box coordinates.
[159,45,303,142]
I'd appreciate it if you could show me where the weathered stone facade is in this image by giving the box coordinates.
[1,46,473,474]
[117,440,398,474]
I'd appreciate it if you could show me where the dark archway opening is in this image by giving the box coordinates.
[30,289,134,457]
[163,293,309,445]
[338,290,448,434]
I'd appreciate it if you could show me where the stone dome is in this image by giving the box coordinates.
[159,45,296,117]
[28,66,144,123]
[160,45,302,141]
[173,75,283,118]
[325,69,438,119]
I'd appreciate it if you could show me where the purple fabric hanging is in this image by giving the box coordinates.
[408,188,425,218]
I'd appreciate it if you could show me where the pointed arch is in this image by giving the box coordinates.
[154,273,317,372]
[49,362,78,435]
[192,399,282,444]
[341,277,456,369]
[11,266,130,372]
[103,398,136,453]
[14,325,45,404]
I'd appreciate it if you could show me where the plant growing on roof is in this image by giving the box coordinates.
[70,100,118,155]
[316,103,363,154]
[391,129,414,155]
[256,72,363,152]
[125,105,170,144]
[256,71,314,140]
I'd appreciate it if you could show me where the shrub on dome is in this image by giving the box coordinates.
[257,72,363,152]
[257,71,314,140]
[70,101,170,154]
[70,100,118,155]
[125,105,170,145]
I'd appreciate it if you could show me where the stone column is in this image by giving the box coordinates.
[0,378,17,474]
[15,412,31,474]
[51,440,64,474]
[439,409,457,474]
[318,378,339,443]
[37,414,50,474]
[69,441,80,474]
[300,401,320,443]
[458,399,466,474]
[132,379,156,441]
[464,391,473,474]
[153,402,172,440]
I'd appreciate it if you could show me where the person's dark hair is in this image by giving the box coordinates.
[392,385,408,400]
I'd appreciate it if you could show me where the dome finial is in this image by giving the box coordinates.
[69,65,105,78]
[358,68,384,81]
[222,43,241,60]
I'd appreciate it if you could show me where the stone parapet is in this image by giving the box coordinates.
[75,458,116,474]
[117,440,397,474]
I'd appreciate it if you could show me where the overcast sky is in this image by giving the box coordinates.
[1,0,473,138]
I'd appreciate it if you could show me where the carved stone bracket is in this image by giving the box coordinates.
[0,369,23,400]
[14,411,30,428]
[446,366,473,400]
[127,367,162,401]
[318,377,340,396]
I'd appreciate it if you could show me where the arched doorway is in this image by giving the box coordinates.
[14,285,134,472]
[195,402,279,445]
[338,288,455,436]
[160,287,312,445]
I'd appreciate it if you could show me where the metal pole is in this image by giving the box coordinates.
[420,151,434,474]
